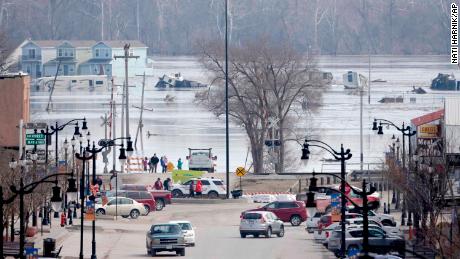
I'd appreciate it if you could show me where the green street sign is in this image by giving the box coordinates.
[26,133,45,140]
[26,139,46,145]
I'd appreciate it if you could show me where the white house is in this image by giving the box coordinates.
[18,39,150,78]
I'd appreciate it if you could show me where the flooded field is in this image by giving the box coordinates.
[29,55,460,173]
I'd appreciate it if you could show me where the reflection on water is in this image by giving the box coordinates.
[29,55,458,174]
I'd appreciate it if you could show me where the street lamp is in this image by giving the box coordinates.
[50,185,63,212]
[74,138,128,259]
[372,118,416,225]
[306,172,377,259]
[301,139,352,258]
[0,172,74,259]
[9,157,17,169]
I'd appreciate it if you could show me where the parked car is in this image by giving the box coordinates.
[95,197,147,219]
[253,194,277,203]
[244,201,307,226]
[120,184,172,211]
[327,227,405,257]
[320,220,401,248]
[146,223,186,256]
[305,212,325,233]
[239,211,284,238]
[314,213,363,242]
[346,218,402,237]
[170,220,196,247]
[104,190,156,215]
[348,208,396,226]
[171,178,226,198]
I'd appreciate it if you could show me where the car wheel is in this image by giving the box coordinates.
[121,215,129,218]
[290,215,302,226]
[265,227,272,238]
[150,249,156,256]
[240,233,246,238]
[172,189,183,198]
[144,205,150,215]
[130,209,140,219]
[178,248,185,256]
[155,199,165,211]
[208,191,219,199]
[96,209,105,216]
[277,226,285,237]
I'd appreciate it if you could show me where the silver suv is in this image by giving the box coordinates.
[327,227,405,257]
[239,211,284,238]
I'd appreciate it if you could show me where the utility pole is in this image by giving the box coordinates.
[114,44,139,140]
[368,51,371,104]
[134,72,153,151]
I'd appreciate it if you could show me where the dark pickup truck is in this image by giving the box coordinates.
[120,184,172,211]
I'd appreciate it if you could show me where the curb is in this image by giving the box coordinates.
[172,198,251,204]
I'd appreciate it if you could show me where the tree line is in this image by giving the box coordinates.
[0,0,452,55]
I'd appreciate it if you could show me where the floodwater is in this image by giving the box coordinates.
[29,55,460,174]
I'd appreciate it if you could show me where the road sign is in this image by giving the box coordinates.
[26,133,45,140]
[26,139,46,145]
[235,167,246,177]
[25,123,47,163]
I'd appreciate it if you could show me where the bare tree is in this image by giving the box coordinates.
[197,38,324,174]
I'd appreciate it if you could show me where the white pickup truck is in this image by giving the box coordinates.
[186,148,217,172]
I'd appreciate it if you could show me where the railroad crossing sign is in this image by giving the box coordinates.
[235,167,246,177]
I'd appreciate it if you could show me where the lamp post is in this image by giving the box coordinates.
[306,172,376,259]
[85,138,127,259]
[97,137,133,219]
[0,166,75,259]
[301,139,352,258]
[74,138,131,259]
[75,146,92,259]
[42,119,87,218]
[372,118,416,226]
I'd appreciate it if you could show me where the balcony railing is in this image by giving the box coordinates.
[21,55,41,61]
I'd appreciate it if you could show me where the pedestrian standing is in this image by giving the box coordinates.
[163,178,170,191]
[150,154,159,173]
[160,156,165,173]
[167,177,173,190]
[154,178,163,190]
[195,179,202,197]
[163,156,169,173]
[189,181,195,198]
[177,158,183,170]
[143,157,148,172]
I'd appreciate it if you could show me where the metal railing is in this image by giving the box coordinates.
[21,55,41,61]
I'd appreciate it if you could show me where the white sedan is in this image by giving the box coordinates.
[95,197,146,219]
[170,220,196,246]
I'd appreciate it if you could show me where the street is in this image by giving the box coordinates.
[55,202,334,259]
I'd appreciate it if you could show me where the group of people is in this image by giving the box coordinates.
[154,177,173,191]
[143,154,184,173]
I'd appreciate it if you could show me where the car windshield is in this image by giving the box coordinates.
[151,225,181,235]
[213,180,223,185]
[177,223,192,230]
